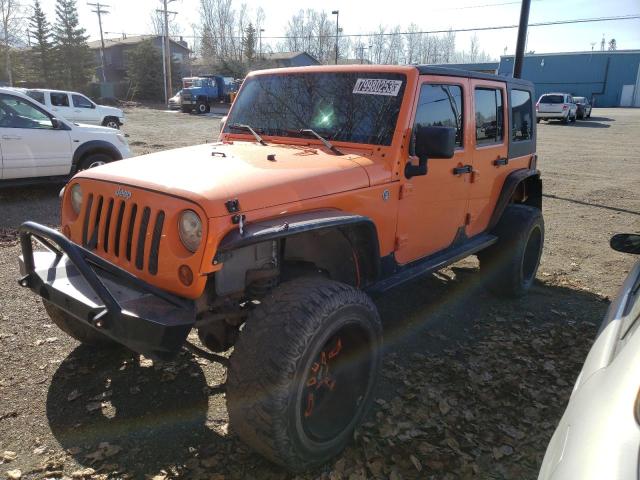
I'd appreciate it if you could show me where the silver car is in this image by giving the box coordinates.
[538,233,640,480]
[536,93,577,124]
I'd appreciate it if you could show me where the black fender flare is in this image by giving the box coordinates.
[217,209,381,282]
[72,141,123,172]
[488,168,542,230]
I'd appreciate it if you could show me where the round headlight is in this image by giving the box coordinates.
[179,210,202,252]
[70,184,83,215]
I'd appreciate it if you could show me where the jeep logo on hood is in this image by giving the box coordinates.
[115,187,131,200]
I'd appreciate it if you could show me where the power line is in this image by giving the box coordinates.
[106,14,640,42]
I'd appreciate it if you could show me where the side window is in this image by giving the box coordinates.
[414,83,463,147]
[50,93,70,107]
[0,94,54,129]
[26,90,45,105]
[511,89,533,142]
[475,88,503,145]
[72,94,93,109]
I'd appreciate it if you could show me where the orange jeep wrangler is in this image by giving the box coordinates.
[18,65,542,471]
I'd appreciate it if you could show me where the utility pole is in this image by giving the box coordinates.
[332,10,339,65]
[259,28,264,59]
[512,0,531,79]
[158,0,176,104]
[88,2,110,83]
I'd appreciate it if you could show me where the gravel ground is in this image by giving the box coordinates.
[0,107,639,480]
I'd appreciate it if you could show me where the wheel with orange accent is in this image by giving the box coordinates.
[226,278,382,472]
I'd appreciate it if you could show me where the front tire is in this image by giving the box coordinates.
[226,278,382,472]
[195,101,208,114]
[102,117,120,129]
[77,152,113,171]
[478,204,544,298]
[43,300,116,347]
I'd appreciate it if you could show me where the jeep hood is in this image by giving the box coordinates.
[75,142,371,218]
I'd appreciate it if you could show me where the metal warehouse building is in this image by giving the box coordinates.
[498,50,640,107]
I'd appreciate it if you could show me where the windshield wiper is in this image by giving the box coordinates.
[299,129,344,155]
[229,123,267,145]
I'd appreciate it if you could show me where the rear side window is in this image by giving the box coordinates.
[475,88,503,145]
[50,92,69,107]
[540,94,564,104]
[26,90,45,104]
[414,83,464,147]
[511,90,533,142]
[72,94,93,108]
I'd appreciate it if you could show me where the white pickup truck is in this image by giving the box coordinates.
[26,89,125,129]
[0,88,130,184]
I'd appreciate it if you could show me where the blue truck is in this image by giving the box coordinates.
[180,75,237,114]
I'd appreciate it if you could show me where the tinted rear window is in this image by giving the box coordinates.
[540,95,564,104]
[573,97,586,102]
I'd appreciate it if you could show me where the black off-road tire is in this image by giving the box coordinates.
[77,152,113,171]
[226,278,382,472]
[478,204,544,298]
[43,300,116,346]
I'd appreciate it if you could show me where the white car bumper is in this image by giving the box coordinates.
[537,111,569,120]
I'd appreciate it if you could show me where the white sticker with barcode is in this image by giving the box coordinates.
[352,78,402,96]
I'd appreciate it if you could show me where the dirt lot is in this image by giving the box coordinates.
[1,107,639,480]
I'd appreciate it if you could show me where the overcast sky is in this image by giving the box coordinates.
[37,0,640,59]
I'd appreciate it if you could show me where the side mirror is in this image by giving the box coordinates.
[51,117,61,129]
[406,125,456,178]
[610,234,640,254]
[219,115,228,133]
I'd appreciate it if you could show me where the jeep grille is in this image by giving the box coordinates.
[81,194,165,275]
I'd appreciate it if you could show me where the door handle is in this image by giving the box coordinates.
[453,165,472,175]
[494,157,509,166]
[2,135,22,140]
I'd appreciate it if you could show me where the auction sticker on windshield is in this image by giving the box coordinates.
[353,78,403,96]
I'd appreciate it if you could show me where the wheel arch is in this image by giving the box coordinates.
[488,168,542,230]
[217,210,381,288]
[72,141,123,173]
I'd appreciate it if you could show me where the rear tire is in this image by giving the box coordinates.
[43,300,117,347]
[478,204,544,298]
[226,278,382,472]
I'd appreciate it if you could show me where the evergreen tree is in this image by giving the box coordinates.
[29,0,54,84]
[52,0,93,89]
[242,22,256,61]
[126,39,164,101]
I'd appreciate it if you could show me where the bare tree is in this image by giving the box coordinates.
[149,9,182,37]
[199,0,237,61]
[0,0,23,85]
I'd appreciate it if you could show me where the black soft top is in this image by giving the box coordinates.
[415,65,533,88]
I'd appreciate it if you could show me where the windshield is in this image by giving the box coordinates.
[540,94,564,104]
[224,72,407,146]
[573,97,586,103]
[192,79,204,88]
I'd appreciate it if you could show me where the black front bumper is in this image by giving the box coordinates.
[18,222,195,359]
